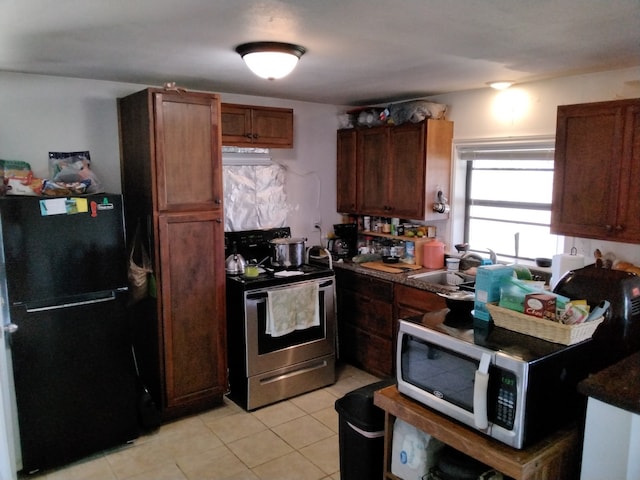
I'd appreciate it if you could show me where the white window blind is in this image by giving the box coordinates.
[456,138,560,262]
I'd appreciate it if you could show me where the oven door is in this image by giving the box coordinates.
[244,278,335,377]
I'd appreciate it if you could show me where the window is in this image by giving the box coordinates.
[456,139,561,262]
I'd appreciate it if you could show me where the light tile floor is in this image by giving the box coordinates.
[24,363,381,480]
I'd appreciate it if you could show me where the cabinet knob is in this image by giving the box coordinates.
[215,198,222,205]
[615,225,624,232]
[245,134,253,139]
[252,133,259,139]
[215,218,222,224]
[605,224,613,232]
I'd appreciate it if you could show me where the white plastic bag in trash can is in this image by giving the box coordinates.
[391,418,444,479]
[346,420,385,439]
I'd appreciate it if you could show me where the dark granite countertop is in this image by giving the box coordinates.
[329,259,459,294]
[578,351,640,415]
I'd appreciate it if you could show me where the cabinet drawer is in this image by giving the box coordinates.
[341,324,393,377]
[338,289,394,339]
[337,269,393,302]
[395,284,446,313]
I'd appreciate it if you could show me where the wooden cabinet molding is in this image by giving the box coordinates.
[551,98,640,243]
[221,103,294,148]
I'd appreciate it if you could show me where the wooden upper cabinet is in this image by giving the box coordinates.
[551,98,640,243]
[336,129,358,213]
[153,91,223,211]
[357,126,389,214]
[221,103,293,148]
[343,119,453,219]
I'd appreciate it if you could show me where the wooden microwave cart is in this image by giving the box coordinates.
[374,385,580,480]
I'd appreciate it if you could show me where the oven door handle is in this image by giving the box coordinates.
[473,352,491,430]
[245,280,333,301]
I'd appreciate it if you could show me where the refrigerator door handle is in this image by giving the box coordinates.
[3,323,18,333]
[25,292,118,313]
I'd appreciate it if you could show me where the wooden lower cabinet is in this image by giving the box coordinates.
[336,270,448,377]
[157,211,226,414]
[375,385,580,480]
[395,283,446,319]
[336,270,394,377]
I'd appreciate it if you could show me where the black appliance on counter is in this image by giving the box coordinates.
[554,264,640,370]
[330,223,358,260]
[224,227,336,410]
[0,194,139,474]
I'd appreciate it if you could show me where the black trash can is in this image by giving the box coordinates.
[335,379,394,480]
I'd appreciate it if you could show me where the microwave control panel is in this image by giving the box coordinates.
[492,369,517,430]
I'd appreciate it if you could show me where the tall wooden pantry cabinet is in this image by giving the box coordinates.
[118,88,227,421]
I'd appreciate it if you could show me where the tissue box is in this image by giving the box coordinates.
[474,264,514,321]
[524,293,556,321]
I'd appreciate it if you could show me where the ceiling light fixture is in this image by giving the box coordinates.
[236,42,307,80]
[487,81,514,90]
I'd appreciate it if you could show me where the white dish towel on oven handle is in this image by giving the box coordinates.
[266,282,320,337]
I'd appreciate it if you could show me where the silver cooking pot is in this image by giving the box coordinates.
[270,237,306,268]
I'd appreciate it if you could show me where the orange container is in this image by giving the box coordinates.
[422,240,445,268]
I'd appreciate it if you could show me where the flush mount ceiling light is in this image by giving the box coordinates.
[236,42,307,80]
[487,81,514,90]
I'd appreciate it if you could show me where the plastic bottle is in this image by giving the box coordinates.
[422,240,445,269]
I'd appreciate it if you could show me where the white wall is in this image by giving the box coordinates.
[428,66,640,265]
[0,72,344,244]
[1,67,639,259]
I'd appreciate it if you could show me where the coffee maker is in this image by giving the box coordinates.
[329,223,358,259]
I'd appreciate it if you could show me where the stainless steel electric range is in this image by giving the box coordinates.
[224,227,336,410]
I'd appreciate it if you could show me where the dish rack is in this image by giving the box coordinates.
[486,303,604,345]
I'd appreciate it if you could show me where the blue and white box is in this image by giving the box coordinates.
[474,264,514,321]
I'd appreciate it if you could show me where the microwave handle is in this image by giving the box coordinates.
[473,352,491,429]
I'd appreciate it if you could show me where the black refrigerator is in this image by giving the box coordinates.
[0,194,139,474]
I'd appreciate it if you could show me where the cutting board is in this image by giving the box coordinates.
[361,262,423,274]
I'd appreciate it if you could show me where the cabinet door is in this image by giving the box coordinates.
[220,104,252,145]
[154,92,223,212]
[337,129,357,213]
[358,126,389,215]
[389,123,426,218]
[251,107,293,147]
[615,104,640,242]
[552,102,624,239]
[394,284,447,319]
[157,211,226,412]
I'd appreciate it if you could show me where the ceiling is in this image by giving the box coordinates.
[1,0,638,106]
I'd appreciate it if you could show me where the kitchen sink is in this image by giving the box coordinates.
[408,270,475,291]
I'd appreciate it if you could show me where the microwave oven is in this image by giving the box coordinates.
[396,316,593,449]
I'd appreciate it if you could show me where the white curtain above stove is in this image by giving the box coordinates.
[223,164,291,231]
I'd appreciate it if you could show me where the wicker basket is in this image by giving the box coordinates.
[486,303,603,345]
